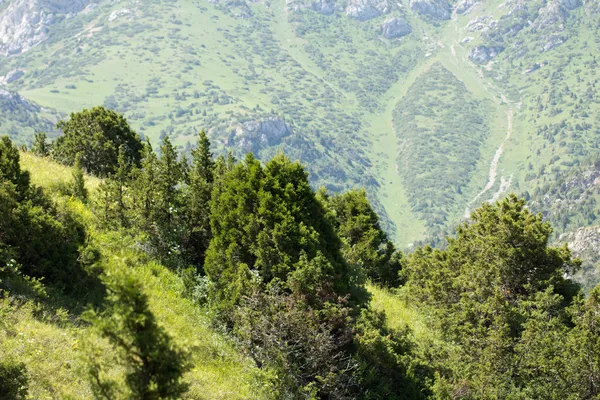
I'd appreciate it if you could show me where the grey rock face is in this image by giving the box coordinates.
[345,0,389,21]
[541,34,565,52]
[232,117,293,153]
[564,226,600,257]
[468,45,504,64]
[0,0,93,56]
[455,0,478,15]
[410,0,451,21]
[286,0,338,15]
[4,69,25,83]
[381,17,411,39]
[558,0,582,10]
[466,15,496,32]
[310,0,336,15]
[0,88,40,112]
[531,1,567,33]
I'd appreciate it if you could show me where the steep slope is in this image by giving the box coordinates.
[0,152,271,399]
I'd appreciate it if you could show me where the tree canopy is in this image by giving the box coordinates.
[53,106,143,177]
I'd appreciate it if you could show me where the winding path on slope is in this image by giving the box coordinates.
[464,106,513,218]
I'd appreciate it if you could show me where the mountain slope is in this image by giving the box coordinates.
[1,0,599,250]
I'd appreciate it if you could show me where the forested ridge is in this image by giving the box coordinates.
[2,107,600,399]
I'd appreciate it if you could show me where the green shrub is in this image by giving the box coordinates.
[0,359,28,400]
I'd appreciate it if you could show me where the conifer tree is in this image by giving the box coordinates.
[405,195,581,397]
[31,132,48,157]
[156,136,182,229]
[131,140,158,231]
[0,136,30,199]
[319,188,402,286]
[182,131,214,267]
[205,152,364,314]
[71,154,88,202]
[97,145,130,228]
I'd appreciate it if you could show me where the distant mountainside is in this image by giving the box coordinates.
[1,0,599,259]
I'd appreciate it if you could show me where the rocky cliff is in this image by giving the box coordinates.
[410,0,451,21]
[345,0,389,21]
[0,0,94,56]
[381,17,412,39]
[229,117,293,154]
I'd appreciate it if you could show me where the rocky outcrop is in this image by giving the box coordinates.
[558,0,582,10]
[231,117,293,153]
[286,0,338,15]
[3,69,25,84]
[531,1,567,33]
[455,0,478,15]
[410,0,451,21]
[466,15,496,32]
[563,226,600,257]
[0,0,94,56]
[381,17,411,39]
[345,0,389,21]
[0,88,41,112]
[468,45,504,64]
[310,0,336,15]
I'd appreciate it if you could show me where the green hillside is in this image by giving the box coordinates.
[2,124,600,398]
[1,152,271,399]
[1,0,599,249]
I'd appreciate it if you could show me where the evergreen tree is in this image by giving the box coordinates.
[152,136,184,262]
[0,359,28,399]
[156,135,183,229]
[53,106,143,177]
[97,145,131,228]
[0,136,30,199]
[319,188,402,286]
[31,132,49,157]
[84,273,190,399]
[182,131,214,268]
[0,135,86,286]
[405,195,581,397]
[131,140,159,232]
[206,153,363,313]
[71,154,88,202]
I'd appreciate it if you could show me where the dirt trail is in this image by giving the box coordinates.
[464,107,513,218]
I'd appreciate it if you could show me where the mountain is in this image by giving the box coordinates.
[0,0,599,251]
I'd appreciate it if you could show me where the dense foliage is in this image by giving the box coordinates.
[319,188,402,287]
[0,359,28,399]
[3,105,600,398]
[403,195,597,398]
[52,107,143,177]
[0,136,85,287]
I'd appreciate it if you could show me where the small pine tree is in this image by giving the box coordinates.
[152,136,184,262]
[31,132,49,157]
[0,136,31,199]
[156,136,183,227]
[182,130,214,267]
[96,145,130,228]
[84,273,190,399]
[71,154,88,201]
[131,140,158,231]
[319,188,402,286]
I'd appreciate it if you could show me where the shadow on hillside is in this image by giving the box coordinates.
[0,263,107,328]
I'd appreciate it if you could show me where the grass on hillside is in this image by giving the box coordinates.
[1,153,272,399]
[367,284,442,345]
